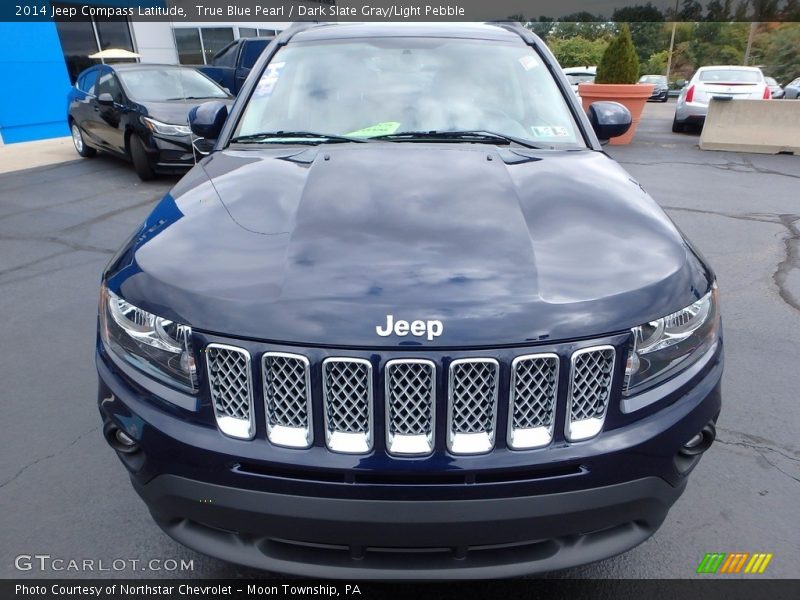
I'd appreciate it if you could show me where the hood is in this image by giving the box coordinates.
[142,99,233,125]
[109,144,711,347]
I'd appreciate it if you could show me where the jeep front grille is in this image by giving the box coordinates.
[322,358,373,453]
[206,344,255,440]
[508,353,559,449]
[262,352,312,448]
[447,358,499,454]
[566,346,616,442]
[384,359,436,456]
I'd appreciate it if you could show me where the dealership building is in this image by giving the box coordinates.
[0,0,295,144]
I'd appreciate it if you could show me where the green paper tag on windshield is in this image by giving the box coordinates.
[346,122,401,137]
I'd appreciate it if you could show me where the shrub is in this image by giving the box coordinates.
[595,24,640,84]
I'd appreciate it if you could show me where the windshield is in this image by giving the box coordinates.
[639,75,666,84]
[117,68,229,102]
[699,69,761,83]
[235,38,585,148]
[565,73,596,85]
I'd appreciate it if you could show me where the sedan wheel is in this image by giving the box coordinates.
[130,134,156,181]
[71,123,96,158]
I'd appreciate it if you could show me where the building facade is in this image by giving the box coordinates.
[0,0,289,144]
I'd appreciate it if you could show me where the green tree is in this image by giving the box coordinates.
[642,50,670,75]
[752,23,800,83]
[612,4,667,65]
[548,36,610,67]
[596,24,641,84]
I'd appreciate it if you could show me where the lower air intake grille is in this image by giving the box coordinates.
[206,344,254,440]
[566,346,616,442]
[323,358,373,454]
[448,358,499,454]
[263,353,312,448]
[508,353,559,449]
[385,359,435,455]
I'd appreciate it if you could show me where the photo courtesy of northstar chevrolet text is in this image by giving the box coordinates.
[0,0,799,592]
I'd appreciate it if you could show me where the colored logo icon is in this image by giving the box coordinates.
[697,552,773,574]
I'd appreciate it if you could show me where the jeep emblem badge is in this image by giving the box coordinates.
[376,315,443,341]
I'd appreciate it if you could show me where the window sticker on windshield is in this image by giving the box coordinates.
[531,125,570,138]
[519,55,538,71]
[254,61,286,98]
[346,122,401,137]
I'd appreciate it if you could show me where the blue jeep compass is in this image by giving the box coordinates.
[96,22,723,578]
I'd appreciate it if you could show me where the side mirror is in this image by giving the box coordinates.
[189,101,228,140]
[587,101,631,144]
[97,93,114,105]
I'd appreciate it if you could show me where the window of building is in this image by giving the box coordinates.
[174,28,203,65]
[53,3,136,84]
[238,27,257,38]
[174,27,235,65]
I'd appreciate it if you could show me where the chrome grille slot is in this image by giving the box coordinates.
[206,344,254,440]
[385,359,435,456]
[447,358,499,454]
[566,346,616,442]
[508,354,559,450]
[323,358,373,453]
[262,352,312,448]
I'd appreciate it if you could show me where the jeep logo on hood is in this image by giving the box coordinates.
[376,315,443,342]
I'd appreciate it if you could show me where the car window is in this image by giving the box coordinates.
[699,69,761,83]
[236,38,586,148]
[117,68,229,101]
[77,69,99,95]
[241,39,269,69]
[213,41,238,68]
[96,70,124,103]
[565,73,596,85]
[765,77,777,86]
[639,75,665,84]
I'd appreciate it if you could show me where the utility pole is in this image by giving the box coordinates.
[744,22,758,65]
[665,0,679,82]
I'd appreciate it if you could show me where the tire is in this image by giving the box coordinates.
[130,134,156,181]
[671,115,685,133]
[70,122,96,158]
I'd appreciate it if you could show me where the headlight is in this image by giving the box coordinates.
[624,284,719,395]
[141,116,191,136]
[99,286,197,393]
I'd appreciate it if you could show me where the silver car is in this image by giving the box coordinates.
[784,77,800,100]
[673,65,770,132]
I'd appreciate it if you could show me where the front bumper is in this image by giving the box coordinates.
[97,339,722,578]
[648,89,668,101]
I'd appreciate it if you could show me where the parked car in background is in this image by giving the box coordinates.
[639,75,669,102]
[672,65,770,132]
[563,66,596,95]
[764,76,784,99]
[197,37,271,95]
[784,77,800,99]
[68,64,233,180]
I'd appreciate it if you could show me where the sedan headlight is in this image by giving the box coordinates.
[99,286,197,393]
[141,116,191,136]
[624,284,719,395]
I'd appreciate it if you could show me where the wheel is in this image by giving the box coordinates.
[70,122,96,157]
[671,114,685,133]
[129,134,156,181]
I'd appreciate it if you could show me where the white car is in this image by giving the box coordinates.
[673,65,770,132]
[563,66,596,95]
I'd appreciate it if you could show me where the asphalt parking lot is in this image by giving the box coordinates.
[1,99,798,579]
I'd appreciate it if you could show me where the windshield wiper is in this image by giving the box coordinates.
[370,130,541,149]
[229,131,368,144]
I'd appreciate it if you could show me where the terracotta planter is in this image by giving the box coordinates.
[578,83,655,145]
